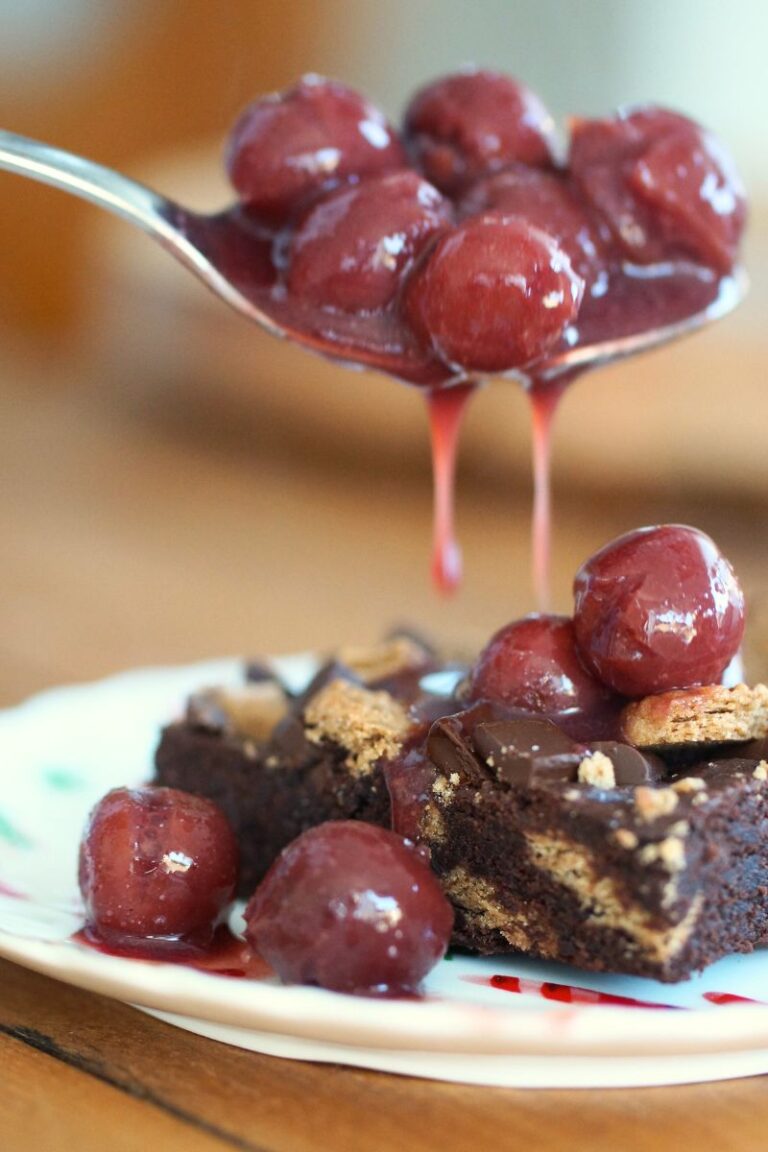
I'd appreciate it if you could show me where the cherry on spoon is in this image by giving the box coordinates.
[0,130,746,386]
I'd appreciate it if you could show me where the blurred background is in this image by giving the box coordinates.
[1,0,767,704]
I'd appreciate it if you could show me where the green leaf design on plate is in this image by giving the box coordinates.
[0,813,32,849]
[42,767,85,792]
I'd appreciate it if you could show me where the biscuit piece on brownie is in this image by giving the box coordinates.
[419,705,768,981]
[622,683,768,748]
[154,637,457,896]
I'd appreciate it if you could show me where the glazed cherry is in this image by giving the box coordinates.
[404,69,554,193]
[573,525,745,697]
[570,106,746,273]
[458,166,608,287]
[466,614,622,740]
[226,75,407,223]
[78,786,239,949]
[403,213,584,373]
[243,821,453,995]
[288,171,451,312]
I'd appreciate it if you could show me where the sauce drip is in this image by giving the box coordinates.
[426,383,476,593]
[529,377,569,610]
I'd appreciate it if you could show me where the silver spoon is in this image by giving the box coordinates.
[0,129,747,386]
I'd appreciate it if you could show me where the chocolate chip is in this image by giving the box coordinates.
[589,741,666,785]
[472,717,584,785]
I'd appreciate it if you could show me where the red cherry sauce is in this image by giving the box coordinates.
[74,922,272,980]
[463,972,678,1009]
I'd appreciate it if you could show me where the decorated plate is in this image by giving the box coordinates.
[1,659,768,1088]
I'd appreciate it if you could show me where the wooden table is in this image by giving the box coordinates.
[2,354,768,1150]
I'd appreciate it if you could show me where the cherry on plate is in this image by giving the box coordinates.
[569,106,746,273]
[573,524,745,697]
[403,213,584,373]
[466,614,623,740]
[404,69,554,193]
[78,786,239,949]
[288,171,451,312]
[226,75,407,223]
[243,821,453,995]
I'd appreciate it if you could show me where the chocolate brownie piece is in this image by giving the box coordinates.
[154,638,463,897]
[420,706,768,981]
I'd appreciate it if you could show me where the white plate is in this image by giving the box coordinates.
[2,658,768,1089]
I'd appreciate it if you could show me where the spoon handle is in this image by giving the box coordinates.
[0,129,186,245]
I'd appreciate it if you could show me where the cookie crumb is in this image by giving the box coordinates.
[635,786,679,822]
[613,828,639,850]
[754,761,768,781]
[577,751,616,788]
[638,836,686,873]
[672,776,706,794]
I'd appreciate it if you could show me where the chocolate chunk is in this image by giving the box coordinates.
[472,717,584,785]
[589,741,666,785]
[295,660,362,709]
[427,714,485,779]
[244,659,278,684]
[186,689,231,734]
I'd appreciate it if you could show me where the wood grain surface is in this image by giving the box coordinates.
[2,352,768,1150]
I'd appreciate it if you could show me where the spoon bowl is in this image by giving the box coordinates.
[0,130,747,388]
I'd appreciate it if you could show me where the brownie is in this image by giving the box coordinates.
[420,705,768,981]
[154,637,463,896]
[154,640,768,981]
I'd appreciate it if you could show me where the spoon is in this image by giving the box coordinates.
[0,130,747,386]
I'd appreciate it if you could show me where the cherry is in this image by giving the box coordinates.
[573,525,745,697]
[226,75,407,223]
[569,106,746,273]
[288,171,451,313]
[458,166,608,287]
[78,786,239,949]
[403,213,584,373]
[404,69,554,193]
[243,821,453,995]
[465,614,623,740]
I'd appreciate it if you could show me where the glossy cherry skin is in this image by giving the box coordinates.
[569,106,746,274]
[458,166,608,288]
[465,614,623,740]
[78,786,239,948]
[243,822,453,995]
[403,213,583,373]
[226,75,407,223]
[404,69,554,193]
[288,171,451,312]
[573,525,745,697]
